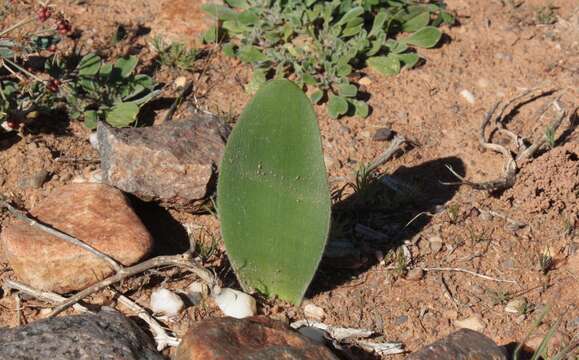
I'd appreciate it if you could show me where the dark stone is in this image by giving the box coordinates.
[372,127,395,142]
[175,316,339,360]
[407,329,507,360]
[97,114,229,211]
[0,310,164,360]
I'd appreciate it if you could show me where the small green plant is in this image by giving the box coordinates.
[217,79,331,304]
[545,125,556,148]
[151,37,199,71]
[536,4,557,25]
[446,203,460,224]
[203,0,453,118]
[538,247,553,275]
[486,288,512,306]
[51,53,159,129]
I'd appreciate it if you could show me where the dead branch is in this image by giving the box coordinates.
[423,267,517,284]
[366,135,408,174]
[113,290,180,351]
[447,88,571,191]
[49,253,217,317]
[0,199,123,272]
[4,279,91,314]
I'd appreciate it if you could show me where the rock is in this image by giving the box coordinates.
[372,127,395,142]
[175,316,339,360]
[96,114,229,211]
[150,288,184,318]
[304,303,325,321]
[394,315,408,326]
[455,316,485,332]
[0,310,164,360]
[460,89,476,105]
[1,183,153,293]
[504,298,527,314]
[429,235,444,253]
[358,76,373,86]
[407,329,507,360]
[18,169,49,189]
[405,268,425,281]
[213,288,257,319]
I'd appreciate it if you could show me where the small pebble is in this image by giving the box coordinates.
[358,76,373,86]
[150,288,184,318]
[304,303,325,321]
[455,316,485,332]
[405,268,424,281]
[213,287,256,319]
[394,315,408,326]
[429,235,444,253]
[505,298,527,314]
[372,127,394,142]
[460,89,476,105]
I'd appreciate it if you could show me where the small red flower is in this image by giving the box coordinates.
[47,78,61,92]
[36,6,52,22]
[56,19,72,35]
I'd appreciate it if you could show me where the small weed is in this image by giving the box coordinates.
[562,218,575,237]
[486,288,512,306]
[536,5,558,25]
[538,247,554,275]
[386,247,407,276]
[192,228,219,260]
[466,225,489,244]
[152,36,199,71]
[545,125,556,148]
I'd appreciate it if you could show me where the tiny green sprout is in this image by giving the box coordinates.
[536,4,558,25]
[446,203,460,224]
[152,36,199,71]
[538,247,553,275]
[545,125,556,148]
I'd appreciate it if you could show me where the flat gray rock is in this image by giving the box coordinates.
[97,114,229,211]
[0,310,164,360]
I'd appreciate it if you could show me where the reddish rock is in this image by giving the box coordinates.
[175,316,339,360]
[96,114,229,211]
[407,329,507,360]
[1,183,153,293]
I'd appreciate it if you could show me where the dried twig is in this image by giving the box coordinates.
[49,253,216,317]
[0,199,123,272]
[439,274,460,310]
[163,80,194,123]
[423,267,517,284]
[113,291,180,351]
[4,279,91,313]
[366,135,408,174]
[446,88,571,192]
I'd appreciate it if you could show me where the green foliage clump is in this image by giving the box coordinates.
[217,79,331,304]
[53,54,159,129]
[203,0,454,118]
[151,37,199,71]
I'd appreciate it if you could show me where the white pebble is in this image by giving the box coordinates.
[304,303,325,321]
[89,132,99,150]
[460,89,476,105]
[213,288,256,319]
[150,288,184,318]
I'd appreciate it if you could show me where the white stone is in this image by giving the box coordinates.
[304,303,325,321]
[150,288,184,317]
[213,287,256,319]
[460,89,476,105]
[455,316,485,332]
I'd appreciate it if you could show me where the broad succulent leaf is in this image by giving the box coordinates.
[217,79,331,305]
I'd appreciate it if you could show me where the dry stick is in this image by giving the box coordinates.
[113,291,180,351]
[163,80,194,123]
[366,135,407,174]
[517,101,568,161]
[423,267,517,284]
[0,199,123,272]
[49,253,216,317]
[4,279,91,314]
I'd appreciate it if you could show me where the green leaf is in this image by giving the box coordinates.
[225,0,249,9]
[202,26,220,44]
[201,4,238,21]
[310,90,323,104]
[342,23,364,37]
[386,40,408,53]
[369,10,388,37]
[338,6,364,25]
[99,63,113,77]
[367,55,401,76]
[302,73,317,86]
[328,94,348,119]
[336,64,352,77]
[398,53,420,69]
[222,43,237,57]
[245,68,266,94]
[401,11,430,32]
[400,26,442,48]
[105,102,139,128]
[238,46,268,63]
[0,47,13,58]
[84,110,98,129]
[78,54,102,77]
[217,79,331,305]
[238,9,259,25]
[352,100,369,118]
[115,55,138,78]
[338,83,357,98]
